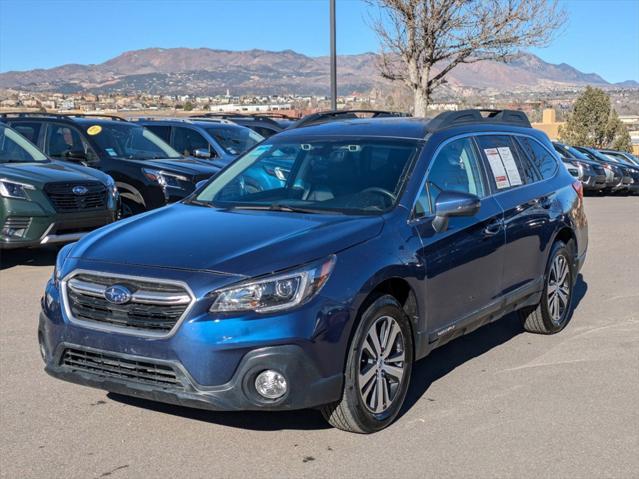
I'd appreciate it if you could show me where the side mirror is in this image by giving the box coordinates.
[433,190,480,233]
[193,148,211,159]
[195,180,209,190]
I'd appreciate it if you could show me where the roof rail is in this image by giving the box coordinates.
[190,113,283,127]
[67,113,127,122]
[0,111,127,122]
[427,109,531,131]
[133,117,233,125]
[289,109,412,129]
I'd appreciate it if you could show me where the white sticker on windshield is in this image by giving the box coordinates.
[484,148,510,189]
[105,148,117,157]
[497,147,522,186]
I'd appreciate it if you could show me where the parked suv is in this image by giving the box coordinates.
[598,149,639,195]
[0,124,117,249]
[135,117,263,168]
[1,113,221,216]
[574,146,632,194]
[40,110,587,433]
[552,142,607,192]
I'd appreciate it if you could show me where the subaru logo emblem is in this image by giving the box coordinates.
[104,285,132,305]
[72,185,88,195]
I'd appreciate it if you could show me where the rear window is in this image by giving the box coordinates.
[517,137,558,180]
[11,122,41,144]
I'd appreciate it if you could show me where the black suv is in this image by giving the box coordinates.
[0,113,221,216]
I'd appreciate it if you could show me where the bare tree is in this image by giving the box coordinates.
[368,0,566,116]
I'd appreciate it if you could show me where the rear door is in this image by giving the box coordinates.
[413,137,505,339]
[476,134,558,299]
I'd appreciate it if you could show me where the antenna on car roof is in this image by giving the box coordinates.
[289,109,412,129]
[427,109,531,131]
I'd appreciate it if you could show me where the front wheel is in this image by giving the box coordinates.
[519,241,574,334]
[321,295,413,433]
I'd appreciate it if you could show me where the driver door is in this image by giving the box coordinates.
[412,137,505,340]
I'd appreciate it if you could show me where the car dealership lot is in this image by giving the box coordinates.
[1,196,637,479]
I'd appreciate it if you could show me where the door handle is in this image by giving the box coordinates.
[483,219,503,236]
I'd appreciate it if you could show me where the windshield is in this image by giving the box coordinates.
[193,138,419,215]
[564,145,591,161]
[88,123,182,160]
[0,125,48,163]
[205,126,263,156]
[602,151,637,167]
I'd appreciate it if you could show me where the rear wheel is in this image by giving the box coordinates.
[519,241,574,334]
[321,295,413,433]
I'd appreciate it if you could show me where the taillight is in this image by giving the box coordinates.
[572,180,583,202]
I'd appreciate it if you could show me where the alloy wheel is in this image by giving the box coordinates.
[358,315,406,414]
[547,254,571,325]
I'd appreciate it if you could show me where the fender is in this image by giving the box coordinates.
[115,182,146,207]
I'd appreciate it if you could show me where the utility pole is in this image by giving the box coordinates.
[330,0,337,110]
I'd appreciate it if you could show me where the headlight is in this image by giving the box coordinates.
[0,179,35,200]
[209,256,335,314]
[142,168,187,189]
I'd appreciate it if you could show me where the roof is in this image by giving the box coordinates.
[275,117,431,140]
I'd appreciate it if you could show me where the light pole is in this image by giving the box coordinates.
[330,0,337,110]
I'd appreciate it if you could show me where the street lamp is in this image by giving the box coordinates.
[330,0,337,110]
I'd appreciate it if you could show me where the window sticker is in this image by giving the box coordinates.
[484,148,510,189]
[497,147,522,186]
[105,148,117,157]
[87,125,102,136]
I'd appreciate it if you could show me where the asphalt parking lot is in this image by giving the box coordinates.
[1,196,638,479]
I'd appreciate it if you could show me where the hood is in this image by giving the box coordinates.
[132,158,221,178]
[0,160,109,186]
[70,203,384,276]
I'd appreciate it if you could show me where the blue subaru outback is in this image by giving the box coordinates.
[40,109,588,433]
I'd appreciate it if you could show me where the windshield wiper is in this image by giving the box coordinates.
[184,199,216,208]
[219,204,332,214]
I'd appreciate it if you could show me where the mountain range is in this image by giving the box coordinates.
[0,47,635,96]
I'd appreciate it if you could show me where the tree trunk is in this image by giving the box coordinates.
[413,87,429,117]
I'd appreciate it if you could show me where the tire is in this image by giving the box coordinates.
[519,240,574,334]
[321,295,413,433]
[119,198,145,218]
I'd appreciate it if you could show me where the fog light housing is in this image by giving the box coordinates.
[254,370,287,399]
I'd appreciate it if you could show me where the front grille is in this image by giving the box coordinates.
[2,216,31,229]
[61,348,182,389]
[44,182,107,212]
[65,273,192,334]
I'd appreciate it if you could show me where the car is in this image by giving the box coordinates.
[0,123,118,249]
[134,117,264,168]
[597,149,639,195]
[0,113,222,216]
[190,113,289,138]
[40,109,587,433]
[598,149,639,167]
[574,146,632,194]
[552,142,607,192]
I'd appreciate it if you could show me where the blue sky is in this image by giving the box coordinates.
[0,0,637,82]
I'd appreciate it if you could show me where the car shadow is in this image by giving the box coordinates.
[109,275,588,431]
[0,246,59,270]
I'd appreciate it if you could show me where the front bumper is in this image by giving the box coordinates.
[0,195,117,249]
[581,174,607,191]
[42,337,342,411]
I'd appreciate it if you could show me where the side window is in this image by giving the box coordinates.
[511,137,541,184]
[45,123,98,162]
[144,125,171,143]
[517,137,559,180]
[415,137,486,216]
[476,135,529,190]
[173,127,209,156]
[11,122,42,144]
